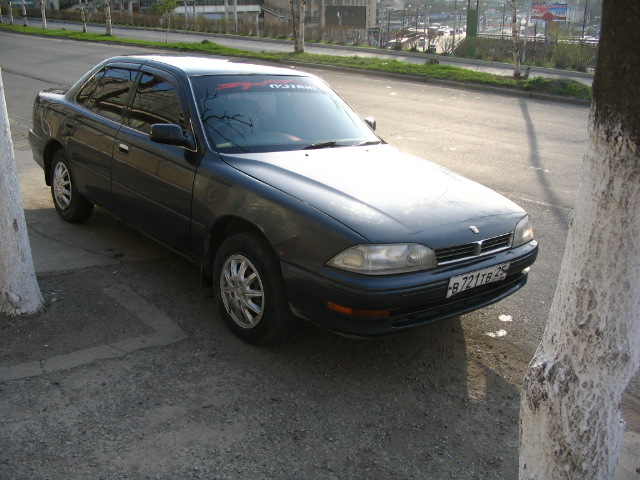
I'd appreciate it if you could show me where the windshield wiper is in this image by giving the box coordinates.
[303,140,383,150]
[303,141,338,150]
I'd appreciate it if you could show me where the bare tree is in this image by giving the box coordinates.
[40,0,47,29]
[21,0,27,26]
[79,0,87,33]
[297,0,305,52]
[290,0,304,52]
[519,1,640,478]
[290,0,297,51]
[0,69,45,316]
[8,0,14,25]
[105,0,113,36]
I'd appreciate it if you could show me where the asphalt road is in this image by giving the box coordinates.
[0,28,586,361]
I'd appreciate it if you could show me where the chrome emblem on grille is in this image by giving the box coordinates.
[470,226,480,234]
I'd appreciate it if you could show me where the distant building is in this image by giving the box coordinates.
[141,0,377,28]
[60,0,376,28]
[265,0,376,28]
[168,0,261,21]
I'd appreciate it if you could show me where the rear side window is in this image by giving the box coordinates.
[84,67,136,122]
[128,72,186,135]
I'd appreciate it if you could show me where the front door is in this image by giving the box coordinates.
[112,67,200,252]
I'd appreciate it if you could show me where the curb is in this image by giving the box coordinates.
[274,60,592,106]
[0,282,188,382]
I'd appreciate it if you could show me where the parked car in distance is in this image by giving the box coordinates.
[29,55,538,344]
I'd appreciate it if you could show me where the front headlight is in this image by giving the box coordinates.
[513,215,534,247]
[328,244,437,275]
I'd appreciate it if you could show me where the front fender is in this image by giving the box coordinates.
[191,155,366,272]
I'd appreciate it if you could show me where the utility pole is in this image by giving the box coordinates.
[501,0,506,41]
[581,0,589,39]
[233,0,237,33]
[422,4,427,51]
[452,0,457,54]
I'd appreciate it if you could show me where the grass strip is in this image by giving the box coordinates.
[0,24,592,101]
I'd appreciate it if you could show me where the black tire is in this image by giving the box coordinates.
[213,233,297,344]
[50,149,93,223]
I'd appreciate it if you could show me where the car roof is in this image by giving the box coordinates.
[105,54,311,78]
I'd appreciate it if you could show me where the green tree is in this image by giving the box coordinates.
[154,0,178,16]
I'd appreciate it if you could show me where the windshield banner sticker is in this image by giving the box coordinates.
[216,79,318,92]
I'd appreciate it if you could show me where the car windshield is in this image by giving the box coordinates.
[190,74,381,153]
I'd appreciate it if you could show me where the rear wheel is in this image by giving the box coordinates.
[50,150,93,223]
[213,233,297,344]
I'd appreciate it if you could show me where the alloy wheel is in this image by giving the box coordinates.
[220,254,265,329]
[53,161,72,210]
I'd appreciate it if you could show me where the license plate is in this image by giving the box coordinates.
[446,263,510,298]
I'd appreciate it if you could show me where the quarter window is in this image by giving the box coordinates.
[128,73,186,135]
[76,68,106,106]
[85,67,135,122]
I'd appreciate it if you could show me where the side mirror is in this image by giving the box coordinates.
[150,124,194,149]
[364,117,377,131]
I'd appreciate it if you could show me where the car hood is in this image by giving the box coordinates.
[220,144,525,246]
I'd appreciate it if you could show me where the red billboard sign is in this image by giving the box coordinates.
[532,3,567,22]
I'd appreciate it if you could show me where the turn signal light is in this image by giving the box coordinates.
[326,301,391,318]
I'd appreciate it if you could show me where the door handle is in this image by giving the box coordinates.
[64,121,75,134]
[119,143,129,154]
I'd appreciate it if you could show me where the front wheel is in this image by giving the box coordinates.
[213,233,297,344]
[50,150,93,223]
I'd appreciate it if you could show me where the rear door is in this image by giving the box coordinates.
[64,65,138,209]
[112,66,201,252]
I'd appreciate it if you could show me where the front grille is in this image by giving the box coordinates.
[435,232,513,264]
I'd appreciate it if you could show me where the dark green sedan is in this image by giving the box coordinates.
[29,55,538,343]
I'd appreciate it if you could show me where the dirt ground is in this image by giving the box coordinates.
[1,256,638,480]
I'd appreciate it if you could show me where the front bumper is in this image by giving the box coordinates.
[281,240,538,336]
